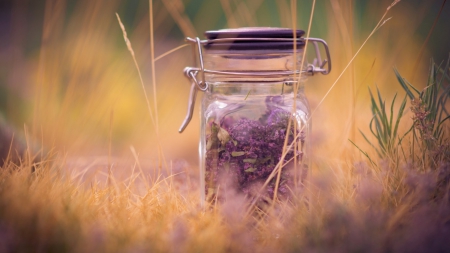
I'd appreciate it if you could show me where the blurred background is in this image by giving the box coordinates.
[0,0,449,171]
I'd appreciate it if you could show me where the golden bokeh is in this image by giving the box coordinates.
[0,0,447,168]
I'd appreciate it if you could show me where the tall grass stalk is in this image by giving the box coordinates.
[149,0,160,134]
[243,0,403,215]
[272,0,399,207]
[116,13,168,174]
[310,1,399,118]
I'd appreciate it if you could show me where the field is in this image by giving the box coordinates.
[0,0,450,252]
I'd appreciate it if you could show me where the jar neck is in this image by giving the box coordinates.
[204,50,305,71]
[207,81,305,97]
[199,49,308,101]
[203,50,307,84]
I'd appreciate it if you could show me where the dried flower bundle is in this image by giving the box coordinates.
[205,97,305,202]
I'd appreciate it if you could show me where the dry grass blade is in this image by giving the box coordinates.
[115,13,156,128]
[160,0,197,37]
[274,0,317,203]
[310,0,400,118]
[116,13,168,173]
[149,0,159,135]
[262,0,400,211]
[154,44,190,62]
[220,0,239,28]
[130,145,150,190]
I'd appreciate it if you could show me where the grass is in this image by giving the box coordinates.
[1,118,449,252]
[1,0,450,252]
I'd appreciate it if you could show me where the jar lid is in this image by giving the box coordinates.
[204,27,306,51]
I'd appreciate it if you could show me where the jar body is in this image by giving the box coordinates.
[179,28,331,204]
[200,80,310,203]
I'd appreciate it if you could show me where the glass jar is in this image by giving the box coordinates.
[179,28,331,205]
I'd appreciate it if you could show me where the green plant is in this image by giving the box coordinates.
[395,57,450,168]
[359,87,407,159]
[356,57,450,164]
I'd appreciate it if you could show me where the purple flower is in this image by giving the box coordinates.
[205,99,304,202]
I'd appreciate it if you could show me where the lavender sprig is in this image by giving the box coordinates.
[205,99,303,201]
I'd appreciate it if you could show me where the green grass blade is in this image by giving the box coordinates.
[438,86,450,119]
[435,114,450,134]
[405,79,421,96]
[435,127,444,143]
[369,89,384,140]
[397,125,413,147]
[393,95,407,140]
[389,93,398,138]
[436,87,448,123]
[349,139,377,166]
[369,116,386,155]
[377,88,391,141]
[429,61,440,121]
[370,88,388,142]
[377,88,391,142]
[394,67,415,99]
[436,58,450,124]
[426,59,435,103]
[369,88,381,115]
[369,116,380,140]
[436,54,450,81]
[436,58,449,90]
[436,60,450,82]
[374,116,385,148]
[359,130,382,157]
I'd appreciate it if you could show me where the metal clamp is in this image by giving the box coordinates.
[179,36,332,133]
[305,38,331,75]
[179,38,207,133]
[178,68,199,133]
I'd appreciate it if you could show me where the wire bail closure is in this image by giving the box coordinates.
[179,36,332,133]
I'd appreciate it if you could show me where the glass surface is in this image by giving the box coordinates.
[200,83,309,204]
[199,51,310,205]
